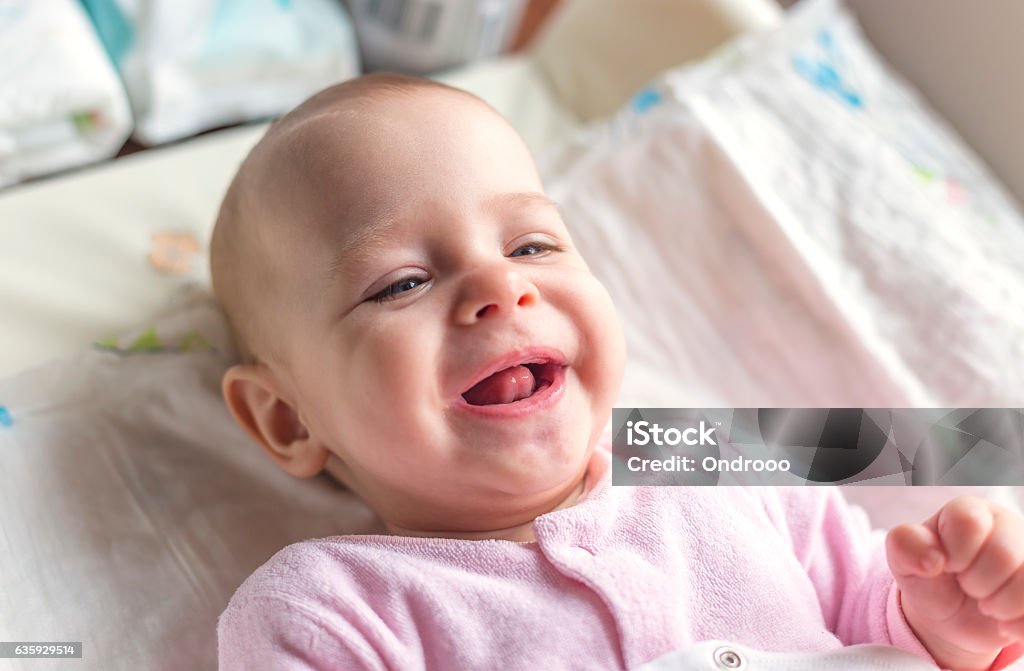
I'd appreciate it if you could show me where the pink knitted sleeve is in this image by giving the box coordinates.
[218,592,385,671]
[765,486,938,665]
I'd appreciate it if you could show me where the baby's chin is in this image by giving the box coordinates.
[477,429,596,496]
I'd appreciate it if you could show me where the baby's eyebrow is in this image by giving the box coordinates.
[486,191,562,216]
[324,191,562,286]
[326,212,401,285]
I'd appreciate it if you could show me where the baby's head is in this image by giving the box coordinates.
[211,73,625,537]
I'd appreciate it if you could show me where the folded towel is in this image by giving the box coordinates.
[84,0,362,144]
[0,0,132,186]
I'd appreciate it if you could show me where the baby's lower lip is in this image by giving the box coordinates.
[454,365,567,419]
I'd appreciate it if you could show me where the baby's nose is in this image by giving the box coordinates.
[454,269,538,325]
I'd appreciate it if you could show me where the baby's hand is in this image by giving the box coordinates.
[887,496,1024,671]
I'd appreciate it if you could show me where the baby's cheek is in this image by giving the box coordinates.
[564,283,625,423]
[587,284,627,384]
[360,330,442,409]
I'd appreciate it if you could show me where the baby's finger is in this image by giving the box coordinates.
[935,497,995,574]
[959,508,1024,600]
[887,523,945,578]
[888,524,965,621]
[979,565,1024,620]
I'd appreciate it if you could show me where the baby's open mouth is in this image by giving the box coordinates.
[462,362,559,406]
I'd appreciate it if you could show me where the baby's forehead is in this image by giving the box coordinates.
[257,91,446,196]
[265,82,467,163]
[247,113,377,227]
[253,92,484,225]
[241,80,527,264]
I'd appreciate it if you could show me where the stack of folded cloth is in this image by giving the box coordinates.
[0,0,362,187]
[0,0,132,187]
[86,0,361,145]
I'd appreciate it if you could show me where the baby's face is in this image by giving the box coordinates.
[268,89,625,534]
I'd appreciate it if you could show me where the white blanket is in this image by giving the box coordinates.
[545,0,1024,409]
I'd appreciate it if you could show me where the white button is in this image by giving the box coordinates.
[714,646,744,669]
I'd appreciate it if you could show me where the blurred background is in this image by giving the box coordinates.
[0,0,561,189]
[1,0,1022,205]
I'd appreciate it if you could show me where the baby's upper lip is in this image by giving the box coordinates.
[455,346,568,397]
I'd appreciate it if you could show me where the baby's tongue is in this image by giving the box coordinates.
[463,365,536,405]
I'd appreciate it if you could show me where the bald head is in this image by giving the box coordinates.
[210,73,486,364]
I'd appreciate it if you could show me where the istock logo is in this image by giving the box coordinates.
[626,420,717,446]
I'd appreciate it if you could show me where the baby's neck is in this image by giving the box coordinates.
[384,475,588,543]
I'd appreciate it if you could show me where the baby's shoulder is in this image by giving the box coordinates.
[236,532,526,603]
[218,536,414,652]
[232,535,400,601]
[223,532,549,632]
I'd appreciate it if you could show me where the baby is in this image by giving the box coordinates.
[212,73,1024,671]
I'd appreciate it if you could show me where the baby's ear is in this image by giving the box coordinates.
[221,364,329,478]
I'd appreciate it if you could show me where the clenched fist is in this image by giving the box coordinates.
[887,496,1024,671]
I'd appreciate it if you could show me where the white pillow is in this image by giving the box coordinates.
[0,290,380,670]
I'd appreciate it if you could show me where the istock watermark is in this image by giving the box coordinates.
[612,408,1024,486]
[625,420,717,446]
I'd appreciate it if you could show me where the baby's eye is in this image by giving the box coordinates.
[369,276,427,303]
[509,241,565,258]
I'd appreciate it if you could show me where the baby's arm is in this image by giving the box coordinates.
[887,496,1024,671]
[768,486,935,653]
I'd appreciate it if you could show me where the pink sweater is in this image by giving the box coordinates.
[218,446,939,670]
